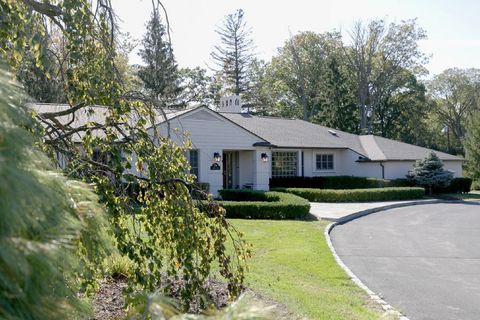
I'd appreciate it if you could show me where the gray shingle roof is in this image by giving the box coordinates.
[31,104,463,161]
[220,112,463,161]
[31,103,191,142]
[359,135,462,161]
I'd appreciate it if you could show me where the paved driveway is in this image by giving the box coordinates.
[330,202,480,320]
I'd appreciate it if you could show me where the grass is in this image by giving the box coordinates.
[445,192,480,201]
[230,219,383,320]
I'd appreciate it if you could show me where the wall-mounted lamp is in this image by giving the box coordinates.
[261,153,269,162]
[213,152,222,162]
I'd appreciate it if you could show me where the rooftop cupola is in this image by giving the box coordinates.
[219,95,242,113]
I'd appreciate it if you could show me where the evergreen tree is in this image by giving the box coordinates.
[138,8,180,106]
[210,9,254,96]
[464,112,480,188]
[312,54,358,133]
[0,64,109,319]
[407,152,453,194]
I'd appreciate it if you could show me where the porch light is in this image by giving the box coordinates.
[213,152,222,162]
[261,153,269,162]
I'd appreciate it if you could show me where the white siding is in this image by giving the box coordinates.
[384,160,463,179]
[253,148,271,190]
[238,151,254,187]
[155,109,263,149]
[150,108,266,196]
[302,149,345,176]
[445,161,463,177]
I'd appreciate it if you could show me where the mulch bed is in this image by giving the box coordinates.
[91,276,230,319]
[92,278,128,320]
[91,276,295,319]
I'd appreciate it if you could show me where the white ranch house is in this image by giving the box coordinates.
[154,96,463,195]
[34,97,463,196]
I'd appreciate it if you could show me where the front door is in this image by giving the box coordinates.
[223,151,238,189]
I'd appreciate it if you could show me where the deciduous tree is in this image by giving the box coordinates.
[428,68,480,154]
[2,0,248,311]
[464,111,480,187]
[345,19,428,133]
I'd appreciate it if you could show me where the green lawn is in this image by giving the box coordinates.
[446,192,480,201]
[230,219,383,320]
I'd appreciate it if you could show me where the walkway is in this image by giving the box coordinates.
[310,199,436,222]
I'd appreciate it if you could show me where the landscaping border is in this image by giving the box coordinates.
[323,199,468,320]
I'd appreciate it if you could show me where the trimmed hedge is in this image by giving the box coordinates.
[271,187,425,202]
[219,189,310,219]
[434,177,472,194]
[269,176,410,189]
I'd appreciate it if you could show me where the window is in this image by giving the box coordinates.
[272,151,298,177]
[189,149,199,180]
[316,154,334,170]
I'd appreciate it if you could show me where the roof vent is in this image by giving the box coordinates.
[328,129,338,136]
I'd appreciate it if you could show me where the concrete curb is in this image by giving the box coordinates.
[324,199,478,319]
[325,222,409,320]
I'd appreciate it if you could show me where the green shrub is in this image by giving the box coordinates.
[434,177,473,194]
[103,253,135,280]
[272,187,425,202]
[219,189,271,201]
[219,190,310,219]
[472,180,480,191]
[269,176,411,189]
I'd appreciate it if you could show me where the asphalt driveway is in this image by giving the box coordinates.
[330,202,480,320]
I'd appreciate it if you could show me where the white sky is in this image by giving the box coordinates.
[112,0,480,76]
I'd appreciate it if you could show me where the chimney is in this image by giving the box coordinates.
[219,95,242,113]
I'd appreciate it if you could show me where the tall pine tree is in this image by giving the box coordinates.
[210,9,254,96]
[138,7,180,106]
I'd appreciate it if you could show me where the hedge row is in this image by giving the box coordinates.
[271,187,425,202]
[435,177,472,194]
[219,189,310,219]
[270,176,473,194]
[269,176,409,190]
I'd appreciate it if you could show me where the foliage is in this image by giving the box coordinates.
[406,152,454,194]
[232,219,384,319]
[464,112,480,187]
[0,64,110,319]
[346,19,428,133]
[138,6,181,105]
[103,253,135,280]
[218,190,310,219]
[257,31,356,126]
[434,177,472,194]
[210,9,254,96]
[269,175,410,189]
[311,51,358,132]
[178,67,216,107]
[428,68,480,154]
[127,292,273,320]
[2,0,248,311]
[272,187,425,202]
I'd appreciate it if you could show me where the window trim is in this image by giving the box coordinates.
[271,150,300,178]
[314,153,335,171]
[188,149,199,180]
